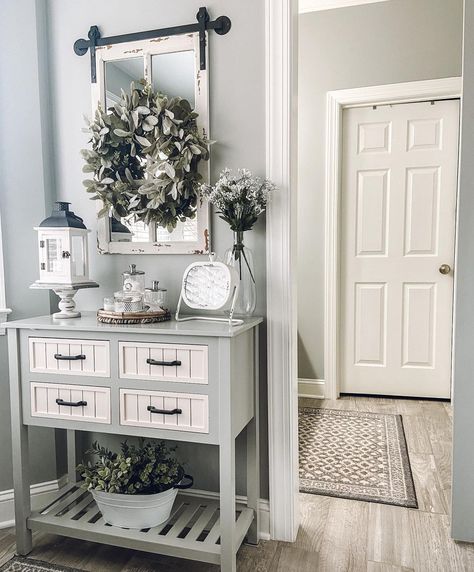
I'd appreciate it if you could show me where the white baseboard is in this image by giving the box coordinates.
[298,378,326,399]
[0,475,68,529]
[0,478,271,541]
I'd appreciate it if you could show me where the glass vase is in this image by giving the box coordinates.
[224,231,257,316]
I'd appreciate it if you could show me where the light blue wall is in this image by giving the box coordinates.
[0,0,268,496]
[45,0,268,496]
[0,0,58,490]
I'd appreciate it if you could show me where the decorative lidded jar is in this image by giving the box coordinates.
[122,264,145,294]
[144,281,168,311]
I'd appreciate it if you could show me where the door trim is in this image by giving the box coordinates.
[265,0,299,542]
[325,77,462,400]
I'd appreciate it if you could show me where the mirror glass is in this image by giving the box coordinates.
[151,51,195,106]
[95,36,209,254]
[105,57,144,109]
[110,218,199,243]
[156,220,199,243]
[108,50,199,244]
[110,218,149,243]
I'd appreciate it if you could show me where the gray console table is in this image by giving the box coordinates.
[6,312,262,572]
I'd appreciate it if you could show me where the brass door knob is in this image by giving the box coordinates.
[439,264,451,275]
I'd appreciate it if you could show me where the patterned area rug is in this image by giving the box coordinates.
[0,558,82,572]
[299,408,418,508]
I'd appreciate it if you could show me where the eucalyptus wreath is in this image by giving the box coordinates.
[81,81,210,232]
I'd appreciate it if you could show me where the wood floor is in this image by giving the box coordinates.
[1,396,473,571]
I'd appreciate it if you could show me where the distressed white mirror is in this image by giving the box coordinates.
[92,34,210,255]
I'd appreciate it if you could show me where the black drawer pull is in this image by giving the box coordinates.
[146,358,181,367]
[54,353,86,361]
[147,406,182,416]
[56,398,87,408]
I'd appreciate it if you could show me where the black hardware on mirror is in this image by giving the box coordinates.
[146,358,182,367]
[147,406,183,416]
[56,398,88,408]
[54,353,86,361]
[73,7,232,82]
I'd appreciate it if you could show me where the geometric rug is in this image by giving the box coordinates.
[299,408,418,508]
[0,558,83,572]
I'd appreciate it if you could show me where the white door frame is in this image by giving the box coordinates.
[265,0,300,541]
[324,77,462,400]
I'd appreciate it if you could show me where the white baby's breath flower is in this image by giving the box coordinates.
[200,168,275,232]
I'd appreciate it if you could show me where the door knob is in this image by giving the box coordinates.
[439,264,451,275]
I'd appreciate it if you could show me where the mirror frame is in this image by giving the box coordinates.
[92,33,211,255]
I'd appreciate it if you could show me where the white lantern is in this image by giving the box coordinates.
[31,202,98,319]
[35,202,90,285]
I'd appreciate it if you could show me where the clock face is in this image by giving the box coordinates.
[183,263,232,310]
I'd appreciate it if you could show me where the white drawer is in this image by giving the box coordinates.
[29,337,110,378]
[120,389,209,433]
[30,382,111,424]
[119,341,208,384]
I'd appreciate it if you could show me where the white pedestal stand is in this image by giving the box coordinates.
[30,282,99,319]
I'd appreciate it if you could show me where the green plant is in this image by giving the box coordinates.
[76,440,183,495]
[200,168,274,233]
[201,168,275,281]
[82,81,210,232]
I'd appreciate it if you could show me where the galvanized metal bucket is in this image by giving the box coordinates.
[91,475,193,529]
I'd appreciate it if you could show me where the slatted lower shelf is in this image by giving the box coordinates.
[27,484,254,565]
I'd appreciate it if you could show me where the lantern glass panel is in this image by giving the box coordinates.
[71,235,85,277]
[46,238,62,273]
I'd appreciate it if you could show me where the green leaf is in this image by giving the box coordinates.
[163,162,175,179]
[135,135,150,147]
[113,129,131,137]
[144,115,158,127]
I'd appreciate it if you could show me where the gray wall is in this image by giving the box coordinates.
[451,0,474,542]
[45,0,268,496]
[0,0,58,490]
[298,0,463,380]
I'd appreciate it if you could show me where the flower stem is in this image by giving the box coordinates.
[233,232,255,284]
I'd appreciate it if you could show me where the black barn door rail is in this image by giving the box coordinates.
[73,7,231,83]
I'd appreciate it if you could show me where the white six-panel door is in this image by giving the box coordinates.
[341,100,459,398]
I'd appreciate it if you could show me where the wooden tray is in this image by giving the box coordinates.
[97,309,171,324]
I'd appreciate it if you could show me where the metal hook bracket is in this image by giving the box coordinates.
[73,7,232,83]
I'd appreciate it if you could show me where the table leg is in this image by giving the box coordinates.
[67,430,79,483]
[8,329,32,555]
[219,438,237,572]
[246,327,260,545]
